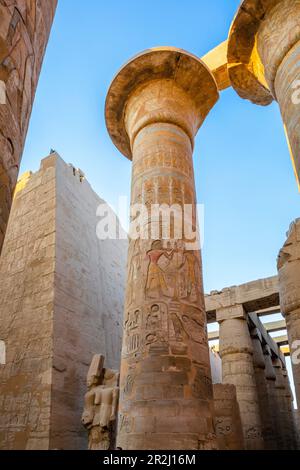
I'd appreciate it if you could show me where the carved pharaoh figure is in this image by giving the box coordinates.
[82,355,120,450]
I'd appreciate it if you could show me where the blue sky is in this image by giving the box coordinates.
[21,0,299,293]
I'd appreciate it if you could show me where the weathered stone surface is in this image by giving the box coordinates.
[272,358,298,449]
[105,47,219,450]
[0,154,127,449]
[278,218,300,434]
[227,0,300,186]
[0,0,57,253]
[210,348,222,385]
[213,383,244,450]
[218,310,264,450]
[263,345,281,448]
[251,329,277,449]
[205,276,279,320]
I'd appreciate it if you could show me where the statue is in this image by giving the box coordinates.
[82,355,119,450]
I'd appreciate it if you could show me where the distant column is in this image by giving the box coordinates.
[0,0,58,252]
[105,48,219,450]
[282,365,298,449]
[250,328,276,449]
[217,305,263,449]
[272,358,296,449]
[278,218,300,412]
[228,0,300,187]
[263,345,280,449]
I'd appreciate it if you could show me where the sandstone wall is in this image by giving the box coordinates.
[0,154,127,449]
[0,0,57,253]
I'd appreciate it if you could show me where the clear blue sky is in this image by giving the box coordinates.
[21,0,299,293]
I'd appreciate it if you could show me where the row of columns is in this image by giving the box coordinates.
[217,305,298,450]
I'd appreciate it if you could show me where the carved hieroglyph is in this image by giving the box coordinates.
[82,355,120,450]
[213,384,244,450]
[0,0,57,252]
[105,48,219,450]
[227,0,300,187]
[278,219,300,414]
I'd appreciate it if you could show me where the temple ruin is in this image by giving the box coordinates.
[0,0,300,451]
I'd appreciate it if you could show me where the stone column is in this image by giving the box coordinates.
[227,0,300,187]
[217,305,264,450]
[278,218,300,411]
[282,365,298,449]
[250,328,276,449]
[105,48,219,450]
[0,0,58,252]
[263,345,280,449]
[213,384,244,450]
[272,358,296,449]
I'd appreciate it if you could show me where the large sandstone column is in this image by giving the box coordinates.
[105,48,219,450]
[227,0,300,187]
[278,219,300,410]
[0,0,57,252]
[217,305,264,450]
[250,328,276,449]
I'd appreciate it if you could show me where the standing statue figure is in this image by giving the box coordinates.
[82,355,120,450]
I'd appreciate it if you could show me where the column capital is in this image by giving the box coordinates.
[216,304,247,323]
[227,0,300,105]
[105,47,219,159]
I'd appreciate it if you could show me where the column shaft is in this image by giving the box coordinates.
[272,359,295,449]
[263,347,280,449]
[120,118,214,450]
[278,218,300,416]
[218,310,263,450]
[251,334,276,449]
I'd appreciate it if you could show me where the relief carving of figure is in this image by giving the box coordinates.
[82,355,119,450]
[145,240,174,299]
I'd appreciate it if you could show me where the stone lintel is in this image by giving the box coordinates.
[216,304,246,323]
[201,40,230,91]
[205,276,279,319]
